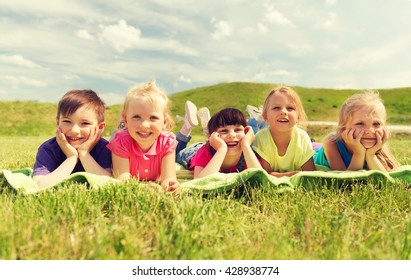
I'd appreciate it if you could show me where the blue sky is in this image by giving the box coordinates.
[1,0,411,105]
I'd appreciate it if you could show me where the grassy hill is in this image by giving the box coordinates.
[171,82,411,123]
[1,82,410,137]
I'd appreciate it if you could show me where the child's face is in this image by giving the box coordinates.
[215,125,246,155]
[57,105,103,149]
[263,93,298,132]
[345,110,385,149]
[124,98,166,151]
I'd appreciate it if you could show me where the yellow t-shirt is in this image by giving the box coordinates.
[252,127,315,172]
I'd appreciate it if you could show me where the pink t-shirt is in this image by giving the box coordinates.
[107,130,177,181]
[189,143,247,173]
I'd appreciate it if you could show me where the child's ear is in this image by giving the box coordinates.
[98,122,106,131]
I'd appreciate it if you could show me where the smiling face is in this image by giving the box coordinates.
[215,125,246,156]
[263,93,299,133]
[57,105,103,149]
[123,97,166,152]
[345,109,385,149]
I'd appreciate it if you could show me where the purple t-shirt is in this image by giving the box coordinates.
[33,137,112,176]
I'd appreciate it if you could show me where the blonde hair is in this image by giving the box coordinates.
[262,85,308,126]
[332,90,398,171]
[122,79,175,130]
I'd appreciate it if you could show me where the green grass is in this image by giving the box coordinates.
[1,82,411,260]
[1,164,410,259]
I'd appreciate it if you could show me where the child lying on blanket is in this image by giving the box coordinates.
[246,104,322,151]
[107,80,179,191]
[314,91,399,172]
[33,89,112,189]
[175,103,262,178]
[252,85,316,178]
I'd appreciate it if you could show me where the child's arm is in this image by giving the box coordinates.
[77,126,111,176]
[33,129,78,189]
[258,155,299,178]
[33,158,77,189]
[365,128,389,172]
[259,152,315,178]
[323,132,364,171]
[194,132,227,178]
[301,157,315,171]
[323,139,347,170]
[340,129,366,170]
[240,126,262,169]
[259,157,271,173]
[160,151,180,191]
[112,154,131,180]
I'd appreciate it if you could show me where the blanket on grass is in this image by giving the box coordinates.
[1,166,411,195]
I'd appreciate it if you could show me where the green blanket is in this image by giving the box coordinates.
[0,168,118,194]
[1,166,411,195]
[179,166,411,194]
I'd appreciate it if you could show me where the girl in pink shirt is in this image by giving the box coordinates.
[107,80,178,191]
[176,107,262,179]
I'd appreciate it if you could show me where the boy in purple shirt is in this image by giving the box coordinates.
[33,89,112,189]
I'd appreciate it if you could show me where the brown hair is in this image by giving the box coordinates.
[57,89,105,123]
[207,108,247,134]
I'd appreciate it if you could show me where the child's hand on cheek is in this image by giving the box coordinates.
[381,127,389,143]
[342,128,365,154]
[240,126,255,148]
[209,132,228,152]
[56,127,78,158]
[366,128,387,156]
[78,126,100,156]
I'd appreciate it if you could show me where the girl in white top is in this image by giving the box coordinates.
[252,85,315,177]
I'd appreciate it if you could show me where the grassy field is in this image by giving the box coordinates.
[1,82,411,260]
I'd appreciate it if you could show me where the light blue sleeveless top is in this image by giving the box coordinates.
[313,140,352,168]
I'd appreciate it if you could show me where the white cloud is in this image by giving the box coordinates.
[0,0,100,20]
[263,5,294,27]
[100,20,141,53]
[98,20,198,56]
[287,43,314,56]
[0,55,40,68]
[139,38,198,56]
[76,29,95,40]
[257,23,268,32]
[0,76,18,86]
[323,41,403,71]
[99,92,125,106]
[251,70,293,82]
[179,75,192,84]
[325,0,337,6]
[62,74,81,81]
[316,12,338,31]
[0,75,47,87]
[211,19,234,40]
[1,1,411,105]
[19,76,48,87]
